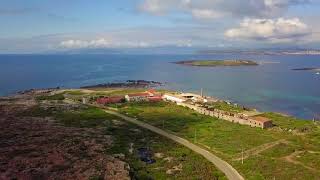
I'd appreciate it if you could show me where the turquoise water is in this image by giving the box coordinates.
[0,54,319,119]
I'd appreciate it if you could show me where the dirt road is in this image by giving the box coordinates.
[103,109,244,180]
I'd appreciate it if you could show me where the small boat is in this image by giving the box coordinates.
[316,72,320,75]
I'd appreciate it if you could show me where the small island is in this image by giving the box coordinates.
[292,68,320,72]
[174,60,259,67]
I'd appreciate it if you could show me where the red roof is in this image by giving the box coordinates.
[97,96,124,104]
[147,89,156,94]
[251,116,271,123]
[147,96,163,102]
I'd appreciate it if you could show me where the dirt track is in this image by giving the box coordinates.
[104,109,244,180]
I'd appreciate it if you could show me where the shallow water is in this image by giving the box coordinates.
[0,54,319,119]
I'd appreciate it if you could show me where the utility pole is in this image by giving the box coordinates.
[194,129,197,143]
[200,88,203,97]
[242,147,244,164]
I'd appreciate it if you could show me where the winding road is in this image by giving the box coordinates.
[103,109,244,180]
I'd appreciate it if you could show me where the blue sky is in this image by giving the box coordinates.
[0,0,320,53]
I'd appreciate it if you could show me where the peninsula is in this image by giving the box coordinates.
[174,60,259,67]
[1,84,320,180]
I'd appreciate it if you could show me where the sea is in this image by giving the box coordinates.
[0,54,319,119]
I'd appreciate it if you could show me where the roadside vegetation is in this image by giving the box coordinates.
[23,94,226,179]
[119,102,320,179]
[36,93,65,101]
[113,99,320,180]
[55,106,225,179]
[32,89,320,179]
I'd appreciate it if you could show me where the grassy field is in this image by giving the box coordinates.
[115,101,320,179]
[26,100,226,179]
[36,93,65,101]
[56,107,225,179]
[117,102,285,156]
[207,101,246,113]
[34,89,320,179]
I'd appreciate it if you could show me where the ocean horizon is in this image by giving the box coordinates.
[0,54,319,119]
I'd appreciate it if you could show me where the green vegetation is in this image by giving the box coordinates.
[208,101,246,113]
[36,93,65,101]
[116,100,320,180]
[107,88,146,96]
[50,105,225,179]
[118,102,284,156]
[107,121,225,180]
[55,107,116,128]
[232,152,319,180]
[34,88,320,179]
[63,90,86,96]
[260,143,297,158]
[296,151,320,170]
[176,60,258,67]
[262,112,315,132]
[18,105,54,117]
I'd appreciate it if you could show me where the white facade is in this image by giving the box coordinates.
[163,94,186,103]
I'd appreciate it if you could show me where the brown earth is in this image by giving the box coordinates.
[0,97,130,180]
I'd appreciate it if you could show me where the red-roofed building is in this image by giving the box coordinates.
[125,93,150,102]
[147,89,156,95]
[248,116,273,129]
[147,96,163,102]
[96,96,124,105]
[125,90,163,102]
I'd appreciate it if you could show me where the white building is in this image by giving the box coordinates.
[163,94,186,103]
[180,93,207,103]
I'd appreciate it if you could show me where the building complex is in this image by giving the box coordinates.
[96,90,273,129]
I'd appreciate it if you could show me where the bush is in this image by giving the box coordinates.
[36,93,65,101]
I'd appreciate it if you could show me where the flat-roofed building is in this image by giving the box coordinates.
[180,93,207,103]
[163,94,186,103]
[125,92,150,102]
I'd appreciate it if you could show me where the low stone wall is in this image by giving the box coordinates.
[177,102,269,129]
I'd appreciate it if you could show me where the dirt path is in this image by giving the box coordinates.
[283,151,319,172]
[103,109,244,180]
[233,139,288,161]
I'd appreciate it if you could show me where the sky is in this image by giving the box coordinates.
[0,0,320,53]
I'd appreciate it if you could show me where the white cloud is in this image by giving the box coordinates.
[139,0,310,20]
[139,0,180,15]
[225,18,310,42]
[59,38,154,49]
[56,27,224,50]
[191,9,224,20]
[60,38,111,49]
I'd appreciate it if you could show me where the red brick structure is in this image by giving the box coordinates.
[96,97,124,105]
[147,96,163,102]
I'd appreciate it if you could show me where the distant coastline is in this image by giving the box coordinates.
[292,68,320,71]
[198,50,320,56]
[173,60,259,67]
[81,80,163,89]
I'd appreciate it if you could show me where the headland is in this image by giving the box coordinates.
[1,82,320,180]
